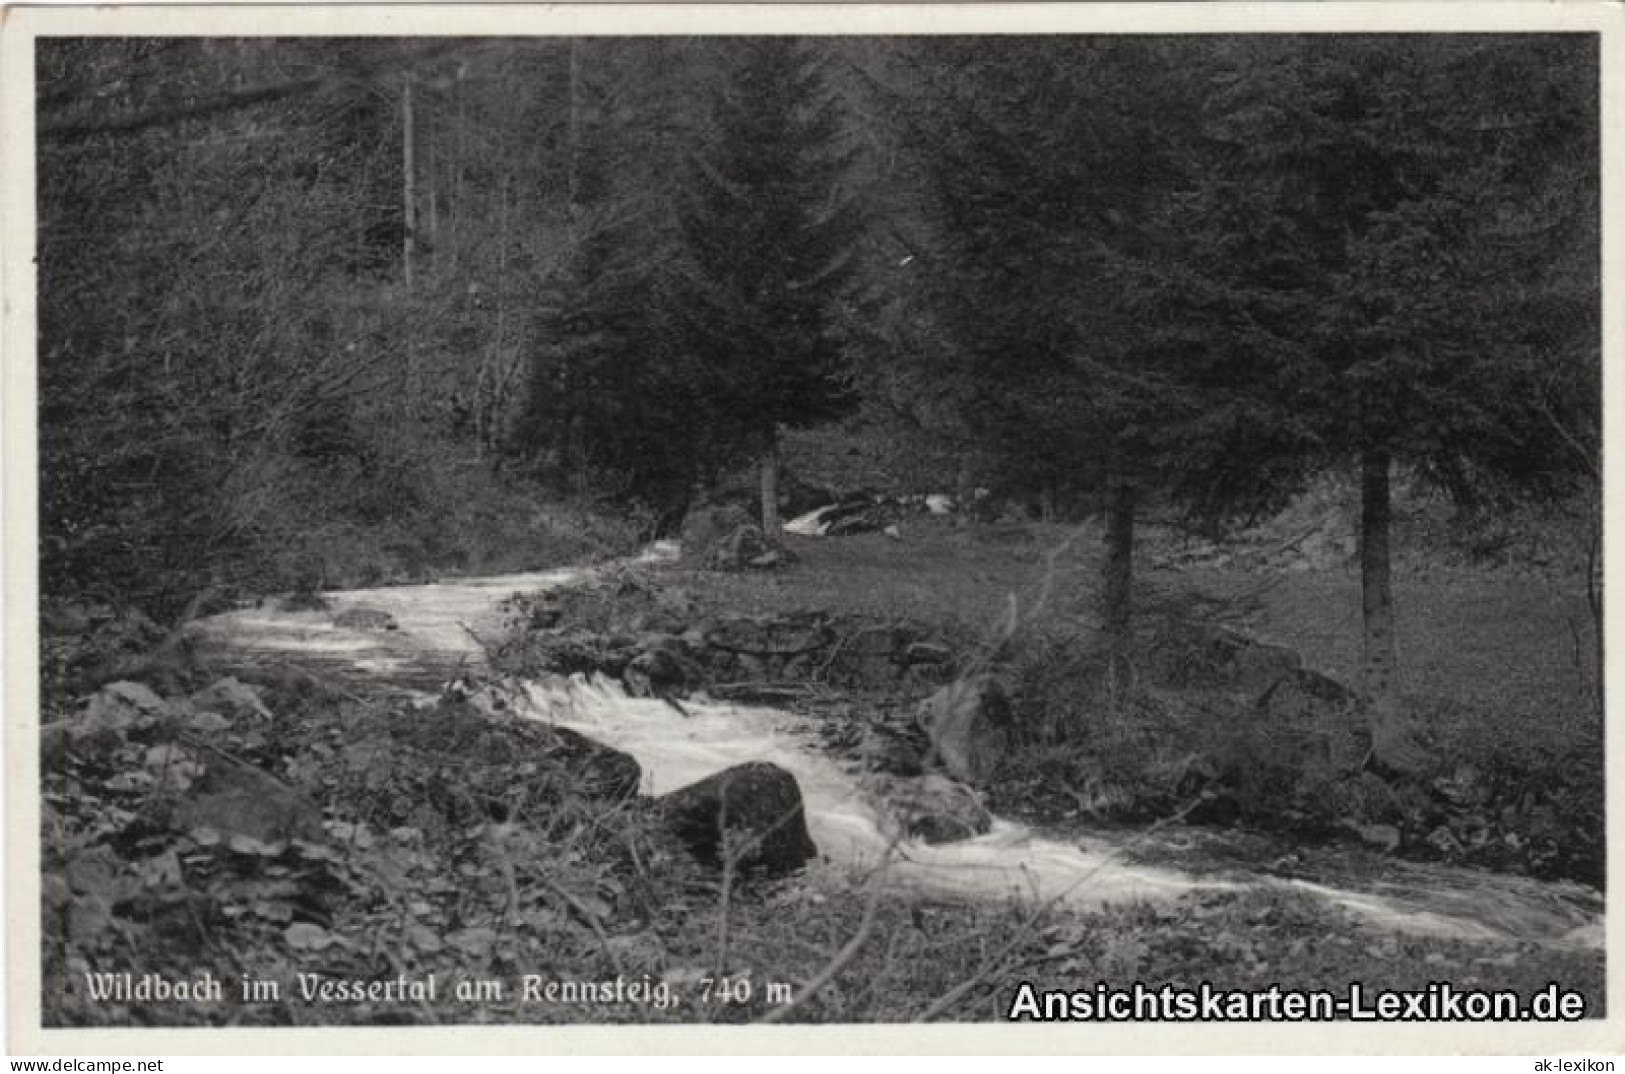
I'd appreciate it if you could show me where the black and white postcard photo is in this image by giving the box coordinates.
[2,1,1619,1057]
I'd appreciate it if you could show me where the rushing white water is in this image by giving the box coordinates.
[514,672,1227,908]
[195,547,1604,951]
[193,542,678,681]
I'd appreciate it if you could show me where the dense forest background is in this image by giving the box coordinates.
[37,35,1598,629]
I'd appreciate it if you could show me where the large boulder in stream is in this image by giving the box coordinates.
[659,762,818,877]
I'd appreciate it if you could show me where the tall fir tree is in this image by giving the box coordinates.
[670,39,867,537]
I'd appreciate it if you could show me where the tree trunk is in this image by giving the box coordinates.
[759,425,780,544]
[1360,449,1428,775]
[1102,480,1136,679]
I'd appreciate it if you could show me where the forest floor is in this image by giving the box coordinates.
[39,509,1607,1027]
